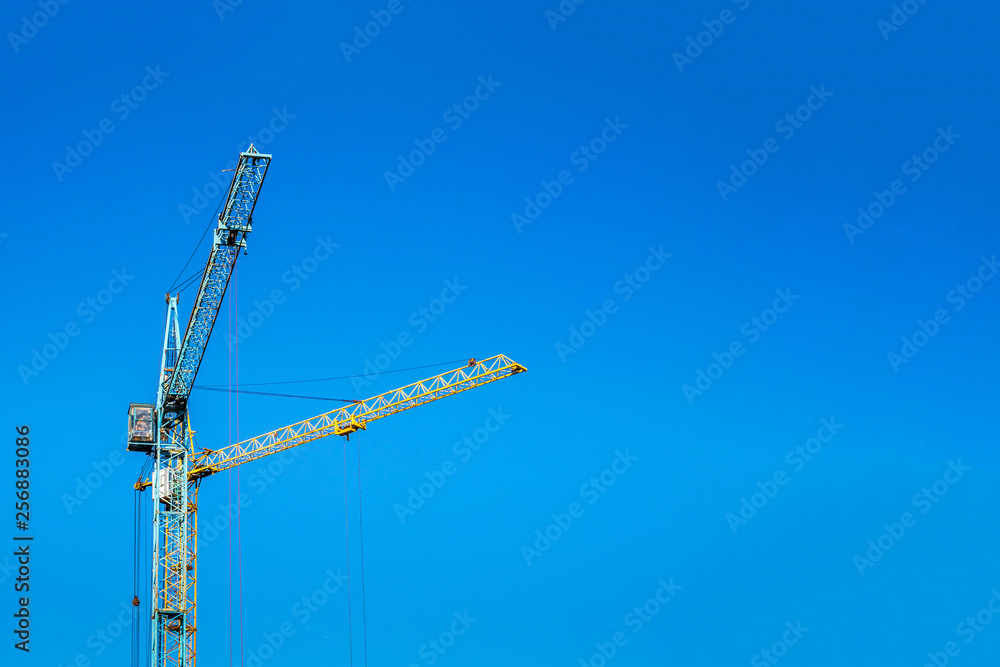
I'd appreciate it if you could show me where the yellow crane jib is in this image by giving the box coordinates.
[133,354,525,488]
[188,353,525,478]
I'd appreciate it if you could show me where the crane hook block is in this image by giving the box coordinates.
[333,418,366,436]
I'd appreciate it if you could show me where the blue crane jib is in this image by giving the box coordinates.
[160,147,271,417]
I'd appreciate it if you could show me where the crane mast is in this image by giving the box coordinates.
[129,146,270,667]
[127,148,525,667]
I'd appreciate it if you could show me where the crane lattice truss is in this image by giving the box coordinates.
[162,150,270,416]
[127,148,525,667]
[189,354,525,479]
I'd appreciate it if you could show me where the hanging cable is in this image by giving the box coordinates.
[343,438,355,667]
[142,485,151,667]
[192,386,360,402]
[227,266,234,667]
[227,464,233,665]
[174,269,204,295]
[167,187,227,293]
[131,490,139,667]
[133,484,149,667]
[236,264,246,667]
[196,359,470,389]
[139,487,145,667]
[356,433,369,667]
[135,457,153,488]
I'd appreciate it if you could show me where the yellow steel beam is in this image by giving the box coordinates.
[136,354,525,489]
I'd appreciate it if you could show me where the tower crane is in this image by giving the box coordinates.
[126,147,526,667]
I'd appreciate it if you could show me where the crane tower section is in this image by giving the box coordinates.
[127,146,271,667]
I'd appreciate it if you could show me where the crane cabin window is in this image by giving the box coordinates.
[128,403,156,451]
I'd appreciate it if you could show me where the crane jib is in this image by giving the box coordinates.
[161,149,271,411]
[187,354,526,480]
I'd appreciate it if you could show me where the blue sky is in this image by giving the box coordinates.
[3,0,1000,665]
